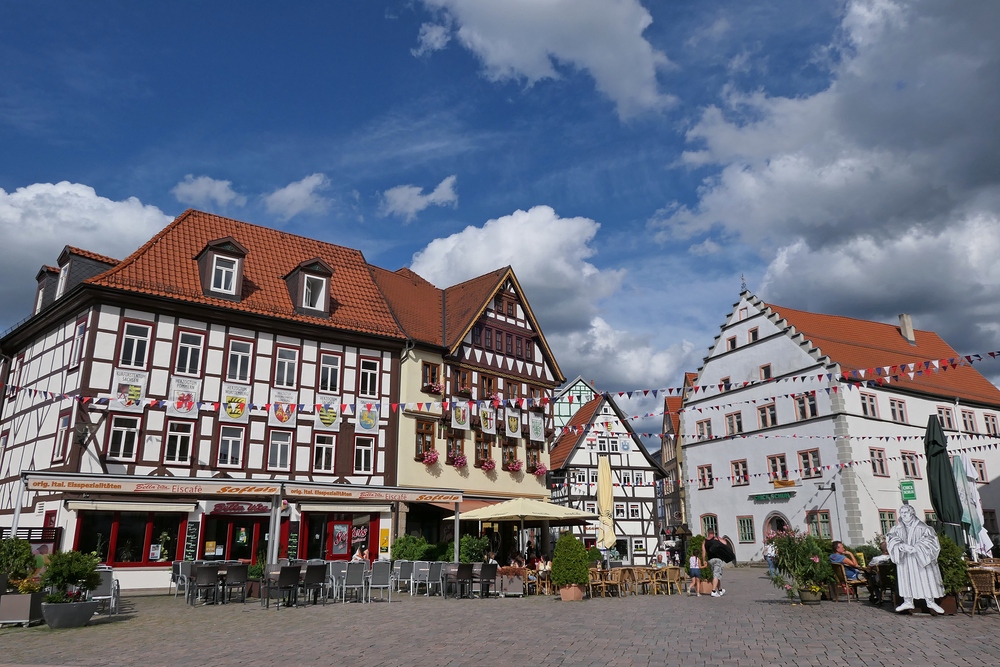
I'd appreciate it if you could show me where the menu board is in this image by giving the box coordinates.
[183,521,200,561]
[286,521,300,560]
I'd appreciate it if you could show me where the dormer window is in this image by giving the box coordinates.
[284,257,333,317]
[303,275,326,310]
[212,256,238,294]
[195,237,249,302]
[55,268,68,299]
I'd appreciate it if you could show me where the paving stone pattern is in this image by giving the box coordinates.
[2,569,1000,667]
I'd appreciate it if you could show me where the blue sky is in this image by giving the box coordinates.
[3,0,1000,406]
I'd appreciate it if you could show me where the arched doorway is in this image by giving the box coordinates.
[766,512,789,536]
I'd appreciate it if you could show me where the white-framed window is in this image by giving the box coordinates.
[800,449,822,478]
[758,403,777,428]
[731,459,748,486]
[212,255,238,294]
[354,436,374,473]
[870,448,888,476]
[597,438,608,453]
[119,323,151,368]
[962,410,978,433]
[725,412,743,436]
[585,501,597,514]
[902,451,921,479]
[937,406,955,430]
[614,502,626,519]
[796,394,818,420]
[621,471,632,486]
[609,439,619,452]
[574,469,587,484]
[696,419,712,440]
[218,426,244,468]
[860,393,878,418]
[358,359,379,398]
[737,516,755,543]
[53,413,71,462]
[268,430,292,471]
[274,348,298,388]
[34,286,44,314]
[986,414,999,436]
[628,503,640,519]
[108,415,140,461]
[70,320,87,368]
[589,469,598,484]
[698,464,713,489]
[174,332,203,376]
[226,339,253,383]
[55,268,68,299]
[302,275,326,310]
[164,421,193,464]
[890,398,908,424]
[634,471,644,486]
[319,353,341,393]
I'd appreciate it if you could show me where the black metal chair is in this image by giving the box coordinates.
[477,563,498,598]
[300,563,327,605]
[264,565,300,609]
[448,563,474,599]
[188,564,221,606]
[223,563,249,603]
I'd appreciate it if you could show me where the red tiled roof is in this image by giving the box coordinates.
[684,372,698,386]
[663,396,682,435]
[65,246,118,266]
[88,210,405,339]
[765,302,1000,406]
[549,397,602,470]
[369,266,444,346]
[443,268,508,348]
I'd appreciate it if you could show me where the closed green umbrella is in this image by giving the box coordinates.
[923,415,965,548]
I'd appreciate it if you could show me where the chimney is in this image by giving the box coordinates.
[898,314,916,345]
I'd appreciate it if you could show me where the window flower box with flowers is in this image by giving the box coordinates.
[480,458,497,472]
[423,449,439,466]
[506,459,523,473]
[530,463,547,477]
[454,386,472,398]
[422,382,444,395]
[451,453,468,468]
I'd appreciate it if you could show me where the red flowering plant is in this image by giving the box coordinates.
[452,453,468,468]
[532,463,547,477]
[481,458,497,472]
[423,449,439,465]
[507,459,523,473]
[764,528,834,597]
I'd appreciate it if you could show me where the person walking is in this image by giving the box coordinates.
[763,542,777,576]
[702,530,730,597]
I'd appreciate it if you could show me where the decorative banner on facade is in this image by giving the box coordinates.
[314,394,341,432]
[479,405,496,435]
[112,369,148,413]
[268,389,299,428]
[529,411,544,442]
[505,408,521,438]
[354,403,380,434]
[451,402,470,431]
[166,377,201,418]
[219,382,251,423]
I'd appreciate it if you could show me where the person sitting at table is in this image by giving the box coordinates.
[830,541,862,580]
[537,555,551,572]
[486,551,498,565]
[351,545,367,562]
[865,542,891,603]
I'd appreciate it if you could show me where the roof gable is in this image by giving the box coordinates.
[549,397,603,470]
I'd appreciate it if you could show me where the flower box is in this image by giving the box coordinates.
[450,453,468,468]
[506,460,524,473]
[480,458,496,472]
[0,592,45,626]
[421,383,443,395]
[422,450,439,465]
[454,388,472,398]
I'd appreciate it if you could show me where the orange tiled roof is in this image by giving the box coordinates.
[684,372,698,386]
[549,396,602,470]
[65,246,118,265]
[88,210,405,339]
[765,302,1000,405]
[664,396,682,435]
[443,268,508,348]
[369,266,444,346]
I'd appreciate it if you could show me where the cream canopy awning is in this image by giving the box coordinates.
[449,497,597,526]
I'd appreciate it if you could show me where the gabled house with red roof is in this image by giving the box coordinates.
[371,265,564,544]
[548,394,666,564]
[657,392,685,534]
[684,292,1000,561]
[0,210,466,589]
[552,375,599,429]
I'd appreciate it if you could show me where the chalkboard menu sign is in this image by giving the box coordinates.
[287,521,300,560]
[183,521,200,561]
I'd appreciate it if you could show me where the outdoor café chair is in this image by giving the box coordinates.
[447,563,474,599]
[90,567,119,617]
[342,562,367,603]
[189,564,221,606]
[328,561,348,601]
[477,563,498,598]
[426,562,444,596]
[967,568,1000,615]
[831,562,866,602]
[264,565,300,610]
[170,561,189,599]
[367,561,392,603]
[393,560,413,593]
[300,563,327,605]
[223,563,249,603]
[588,568,608,598]
[411,561,430,596]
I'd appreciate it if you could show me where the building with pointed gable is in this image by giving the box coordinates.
[552,376,599,428]
[684,292,1000,562]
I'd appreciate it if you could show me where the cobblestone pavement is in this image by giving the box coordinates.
[3,568,1000,667]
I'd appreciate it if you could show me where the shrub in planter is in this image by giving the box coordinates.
[764,528,834,599]
[0,538,36,591]
[459,535,489,564]
[552,533,589,600]
[937,534,967,598]
[390,534,431,561]
[41,550,102,603]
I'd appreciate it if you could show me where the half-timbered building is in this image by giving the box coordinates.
[552,376,598,429]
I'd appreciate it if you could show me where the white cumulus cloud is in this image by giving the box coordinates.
[379,175,458,222]
[418,0,673,118]
[171,174,246,209]
[412,22,451,57]
[263,173,331,221]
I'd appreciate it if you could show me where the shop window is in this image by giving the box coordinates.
[274,348,298,388]
[268,430,292,471]
[218,425,244,468]
[806,511,831,539]
[358,358,379,398]
[319,353,341,393]
[226,339,253,383]
[313,434,336,472]
[799,449,821,478]
[164,421,193,464]
[174,331,204,376]
[870,448,888,476]
[119,323,151,369]
[416,419,435,460]
[76,511,183,566]
[737,516,755,543]
[107,415,140,461]
[354,436,374,473]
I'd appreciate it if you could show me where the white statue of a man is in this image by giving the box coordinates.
[886,504,945,614]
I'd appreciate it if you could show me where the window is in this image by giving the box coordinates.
[737,516,755,543]
[698,465,714,489]
[972,459,987,483]
[119,323,151,368]
[354,436,374,473]
[879,509,897,536]
[274,348,298,388]
[34,286,44,314]
[590,469,598,484]
[937,406,955,430]
[226,340,253,383]
[757,403,777,428]
[480,375,496,399]
[472,326,481,346]
[889,398,907,424]
[609,439,620,452]
[799,449,821,478]
[506,382,520,402]
[358,358,379,398]
[985,510,999,534]
[108,416,139,461]
[621,471,632,486]
[767,454,787,481]
[574,469,587,484]
[454,368,471,393]
[925,511,938,528]
[421,362,440,388]
[507,301,515,317]
[70,320,87,368]
[501,439,517,470]
[495,330,502,352]
[748,328,759,343]
[174,332,203,376]
[318,353,341,393]
[526,445,542,471]
[446,429,464,464]
[53,413,71,463]
[494,296,503,311]
[634,471,644,486]
[164,421,192,464]
[701,514,718,535]
[760,364,772,381]
[806,511,831,538]
[212,256,237,293]
[597,438,608,453]
[796,394,817,420]
[628,503,640,519]
[474,431,493,467]
[726,336,737,351]
[505,333,513,355]
[313,434,336,472]
[901,451,921,479]
[415,419,435,460]
[696,419,712,440]
[986,414,999,436]
[525,340,532,361]
[738,307,748,320]
[731,459,748,486]
[516,337,523,358]
[484,328,493,349]
[614,503,626,519]
[870,448,888,476]
[585,501,597,514]
[962,410,978,433]
[268,431,292,470]
[860,393,878,418]
[725,412,743,436]
[302,275,326,310]
[218,426,244,467]
[720,377,730,389]
[56,268,67,299]
[76,510,184,566]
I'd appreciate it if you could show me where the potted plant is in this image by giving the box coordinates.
[764,528,834,605]
[507,459,523,473]
[40,550,102,629]
[451,453,468,468]
[480,458,496,472]
[531,462,547,477]
[552,532,589,601]
[497,565,525,597]
[422,449,439,466]
[422,381,444,395]
[934,534,966,615]
[0,537,44,626]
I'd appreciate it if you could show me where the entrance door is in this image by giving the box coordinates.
[767,514,788,534]
[227,517,257,562]
[305,514,328,560]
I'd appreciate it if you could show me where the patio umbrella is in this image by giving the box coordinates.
[923,415,966,548]
[450,497,598,557]
[596,456,617,550]
[954,452,994,557]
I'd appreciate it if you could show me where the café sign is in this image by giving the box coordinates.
[209,501,271,515]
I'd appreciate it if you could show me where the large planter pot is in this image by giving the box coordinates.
[559,584,585,601]
[41,601,100,629]
[246,580,261,599]
[0,592,45,626]
[500,576,524,597]
[798,589,822,605]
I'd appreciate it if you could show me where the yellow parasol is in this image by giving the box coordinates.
[597,456,617,549]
